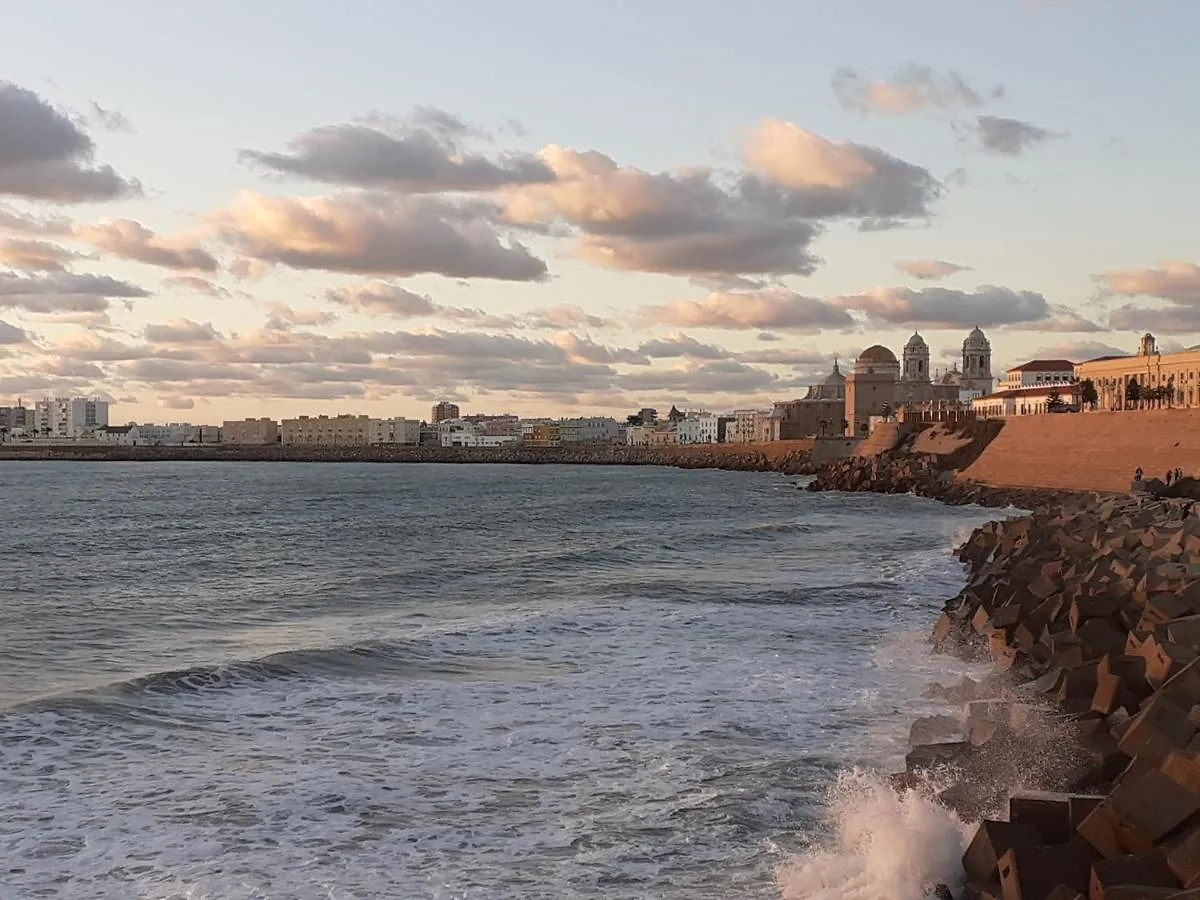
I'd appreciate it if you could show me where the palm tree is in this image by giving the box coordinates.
[1046,389,1064,412]
[1125,380,1141,408]
[818,419,829,437]
[1079,379,1099,411]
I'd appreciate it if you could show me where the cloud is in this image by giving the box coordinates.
[741,120,940,223]
[636,334,728,360]
[1002,310,1103,333]
[0,203,73,235]
[1033,339,1129,361]
[0,81,140,202]
[520,304,609,330]
[506,145,822,278]
[1109,304,1200,334]
[0,319,27,344]
[144,319,221,343]
[619,359,779,395]
[831,65,1000,115]
[161,396,195,410]
[1099,261,1200,305]
[896,259,969,281]
[162,275,229,297]
[263,303,339,331]
[0,238,83,271]
[833,285,1051,328]
[0,271,149,314]
[327,282,436,318]
[640,288,856,332]
[73,219,219,271]
[757,331,781,342]
[975,115,1057,155]
[90,102,133,132]
[736,347,828,366]
[240,112,556,193]
[212,191,547,281]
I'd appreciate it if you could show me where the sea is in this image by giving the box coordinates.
[0,461,1004,900]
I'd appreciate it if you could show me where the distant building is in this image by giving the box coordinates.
[637,407,658,426]
[1002,360,1077,391]
[0,401,29,434]
[221,418,280,445]
[769,361,846,439]
[972,384,1081,418]
[282,415,420,446]
[726,409,770,443]
[1074,333,1200,411]
[524,422,561,448]
[27,397,109,438]
[558,416,619,444]
[676,414,719,444]
[431,401,461,424]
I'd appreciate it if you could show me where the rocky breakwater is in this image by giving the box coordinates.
[901,493,1200,899]
[805,450,1084,510]
[0,441,816,474]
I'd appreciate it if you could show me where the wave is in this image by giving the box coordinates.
[777,769,971,900]
[6,639,569,716]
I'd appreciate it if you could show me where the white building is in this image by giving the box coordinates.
[1001,360,1077,391]
[625,425,651,447]
[27,397,109,438]
[438,417,480,447]
[282,415,421,446]
[676,415,719,444]
[558,416,619,444]
[972,384,1081,418]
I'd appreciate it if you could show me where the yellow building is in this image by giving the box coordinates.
[1074,333,1200,411]
[523,422,561,448]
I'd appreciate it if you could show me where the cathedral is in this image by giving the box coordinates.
[844,328,994,436]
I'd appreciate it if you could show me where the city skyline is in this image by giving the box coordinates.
[2,1,1200,422]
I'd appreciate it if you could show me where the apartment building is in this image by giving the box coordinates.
[221,418,280,445]
[282,415,420,446]
[431,401,460,424]
[27,398,109,437]
[558,416,619,444]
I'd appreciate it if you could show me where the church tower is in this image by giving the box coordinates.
[961,326,993,395]
[902,332,931,383]
[1139,332,1158,357]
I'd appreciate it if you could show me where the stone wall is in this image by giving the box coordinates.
[960,409,1200,494]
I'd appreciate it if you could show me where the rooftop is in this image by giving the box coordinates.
[1008,359,1076,372]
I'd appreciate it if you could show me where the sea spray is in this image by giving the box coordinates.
[776,770,971,900]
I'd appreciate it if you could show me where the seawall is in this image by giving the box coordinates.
[959,409,1200,494]
[0,440,818,474]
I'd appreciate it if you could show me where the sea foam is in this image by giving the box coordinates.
[776,769,971,900]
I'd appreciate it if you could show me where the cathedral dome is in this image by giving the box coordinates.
[963,327,990,351]
[857,345,898,365]
[823,360,846,386]
[904,331,929,353]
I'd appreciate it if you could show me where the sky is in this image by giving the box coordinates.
[2,0,1200,424]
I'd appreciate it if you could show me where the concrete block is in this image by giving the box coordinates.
[1077,770,1200,858]
[1073,597,1125,632]
[997,842,1097,900]
[963,881,1005,900]
[1162,752,1200,796]
[1165,824,1200,888]
[1010,791,1072,844]
[1090,852,1177,900]
[1080,619,1136,658]
[907,741,972,773]
[1118,694,1196,766]
[964,819,1043,883]
[1166,617,1200,649]
[910,715,964,747]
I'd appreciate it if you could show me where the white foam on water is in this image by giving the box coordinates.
[776,770,971,900]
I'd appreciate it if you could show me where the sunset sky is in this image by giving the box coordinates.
[2,0,1199,423]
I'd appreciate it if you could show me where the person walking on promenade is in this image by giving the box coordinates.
[1166,470,1174,486]
[1135,467,1144,481]
[1177,467,1184,482]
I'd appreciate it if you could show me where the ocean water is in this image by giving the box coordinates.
[0,462,1000,900]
